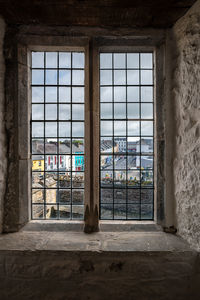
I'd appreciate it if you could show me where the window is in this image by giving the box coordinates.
[31,51,85,220]
[99,53,154,220]
[29,45,156,224]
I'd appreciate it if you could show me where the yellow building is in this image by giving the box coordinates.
[32,155,44,171]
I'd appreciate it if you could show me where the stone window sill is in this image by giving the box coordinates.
[0,230,192,253]
[22,220,162,232]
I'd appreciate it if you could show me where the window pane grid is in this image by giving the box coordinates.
[100,52,154,220]
[31,51,85,220]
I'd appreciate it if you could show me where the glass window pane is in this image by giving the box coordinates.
[101,121,113,136]
[45,87,57,103]
[114,121,126,136]
[114,137,126,153]
[32,173,44,189]
[100,87,112,102]
[72,87,84,102]
[128,189,140,203]
[45,104,57,120]
[114,189,126,203]
[72,205,84,220]
[141,137,153,154]
[32,139,44,154]
[58,155,71,171]
[114,53,125,69]
[100,70,112,85]
[59,70,71,85]
[101,103,112,119]
[45,172,57,188]
[32,70,44,85]
[59,52,71,68]
[59,172,71,188]
[46,70,57,85]
[141,86,153,102]
[100,53,112,69]
[100,204,113,219]
[114,171,126,187]
[127,53,139,69]
[72,172,84,188]
[32,104,44,120]
[59,104,71,120]
[46,189,57,203]
[72,70,84,85]
[72,53,84,68]
[32,205,44,219]
[101,189,113,203]
[141,103,153,119]
[141,189,153,204]
[32,52,44,68]
[59,189,71,203]
[72,190,84,205]
[114,70,126,85]
[141,204,153,219]
[127,70,139,85]
[46,52,57,68]
[32,122,44,137]
[101,155,113,170]
[127,137,140,154]
[140,53,153,69]
[114,87,126,102]
[101,171,113,187]
[128,155,140,169]
[141,170,153,187]
[45,138,57,154]
[45,155,58,171]
[46,205,58,219]
[32,87,44,103]
[59,139,71,154]
[141,121,153,136]
[114,103,126,119]
[127,86,139,102]
[72,139,84,154]
[141,70,153,85]
[127,204,140,219]
[59,205,71,219]
[114,204,126,219]
[72,104,84,120]
[128,121,140,136]
[127,103,139,119]
[59,122,71,137]
[114,155,126,170]
[101,137,113,153]
[127,170,140,187]
[141,155,153,169]
[45,122,57,137]
[72,122,84,137]
[59,87,71,102]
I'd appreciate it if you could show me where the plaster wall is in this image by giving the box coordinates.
[0,16,6,233]
[172,0,200,251]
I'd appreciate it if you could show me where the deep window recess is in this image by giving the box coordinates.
[99,52,154,220]
[31,51,85,220]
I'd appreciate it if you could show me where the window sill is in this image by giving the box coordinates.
[0,229,192,253]
[21,220,161,232]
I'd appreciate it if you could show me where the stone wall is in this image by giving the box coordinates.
[0,16,6,233]
[172,0,200,251]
